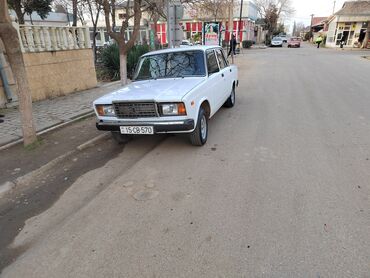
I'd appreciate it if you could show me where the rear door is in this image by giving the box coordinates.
[205,49,223,112]
[215,48,232,101]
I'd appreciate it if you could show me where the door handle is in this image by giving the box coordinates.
[221,73,224,77]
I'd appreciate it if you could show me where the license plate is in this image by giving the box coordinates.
[120,126,154,135]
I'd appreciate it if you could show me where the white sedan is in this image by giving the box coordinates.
[93,46,239,146]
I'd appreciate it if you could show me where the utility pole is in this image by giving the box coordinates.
[310,14,314,41]
[167,0,184,48]
[332,1,336,14]
[238,0,243,44]
[228,0,234,63]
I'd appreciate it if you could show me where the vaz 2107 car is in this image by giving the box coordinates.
[93,46,239,146]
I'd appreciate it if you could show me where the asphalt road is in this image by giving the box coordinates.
[1,44,370,277]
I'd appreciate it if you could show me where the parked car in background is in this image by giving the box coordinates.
[280,35,288,43]
[288,37,301,48]
[270,37,283,47]
[180,40,193,47]
[93,46,239,146]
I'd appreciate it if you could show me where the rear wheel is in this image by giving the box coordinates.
[189,108,208,146]
[224,85,235,108]
[111,131,131,144]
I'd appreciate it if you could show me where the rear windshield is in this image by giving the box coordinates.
[134,50,206,80]
[290,38,300,41]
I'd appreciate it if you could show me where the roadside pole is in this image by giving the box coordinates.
[167,0,184,48]
[229,0,234,64]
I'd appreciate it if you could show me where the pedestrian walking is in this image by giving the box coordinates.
[228,34,237,57]
[316,35,323,48]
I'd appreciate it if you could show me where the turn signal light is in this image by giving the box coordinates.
[96,105,105,116]
[178,103,186,115]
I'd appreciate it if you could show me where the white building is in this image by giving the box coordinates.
[326,1,370,48]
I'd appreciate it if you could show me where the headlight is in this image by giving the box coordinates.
[159,103,187,116]
[96,104,115,116]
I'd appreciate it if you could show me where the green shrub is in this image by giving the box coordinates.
[99,44,149,81]
[242,40,253,48]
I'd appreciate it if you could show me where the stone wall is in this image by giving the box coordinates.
[0,43,97,107]
[24,49,97,101]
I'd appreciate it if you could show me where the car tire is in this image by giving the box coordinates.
[189,108,208,146]
[224,85,235,108]
[111,131,131,144]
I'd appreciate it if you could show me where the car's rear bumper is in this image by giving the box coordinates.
[96,119,195,134]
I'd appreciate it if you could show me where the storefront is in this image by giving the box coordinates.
[327,21,369,47]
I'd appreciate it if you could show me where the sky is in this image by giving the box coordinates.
[285,0,345,30]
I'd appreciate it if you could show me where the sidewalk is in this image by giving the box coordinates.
[0,81,122,147]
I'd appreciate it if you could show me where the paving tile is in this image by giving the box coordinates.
[0,81,121,147]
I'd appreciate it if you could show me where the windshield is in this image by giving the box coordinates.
[134,50,206,80]
[273,37,282,41]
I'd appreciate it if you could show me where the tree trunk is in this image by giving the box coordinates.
[92,26,97,65]
[0,2,37,146]
[13,1,24,24]
[72,0,78,26]
[119,47,128,86]
[111,0,116,32]
[362,23,370,49]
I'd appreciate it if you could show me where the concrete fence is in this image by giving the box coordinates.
[0,19,97,108]
[18,24,91,53]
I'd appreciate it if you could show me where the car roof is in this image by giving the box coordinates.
[142,45,222,57]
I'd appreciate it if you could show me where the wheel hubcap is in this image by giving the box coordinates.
[231,89,235,104]
[200,115,207,140]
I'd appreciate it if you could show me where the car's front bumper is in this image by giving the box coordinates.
[96,119,195,134]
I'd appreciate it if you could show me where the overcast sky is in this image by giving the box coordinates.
[287,0,345,27]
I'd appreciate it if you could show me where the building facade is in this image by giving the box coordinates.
[326,1,370,48]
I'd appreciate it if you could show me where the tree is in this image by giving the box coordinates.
[254,0,294,20]
[72,0,78,26]
[186,0,233,21]
[254,0,294,39]
[361,23,369,49]
[264,3,278,37]
[100,0,144,85]
[146,0,166,50]
[81,0,103,63]
[7,0,52,24]
[0,0,37,145]
[293,21,306,37]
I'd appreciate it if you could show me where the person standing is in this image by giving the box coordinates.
[228,34,237,57]
[316,35,323,48]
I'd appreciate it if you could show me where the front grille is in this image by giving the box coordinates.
[113,102,158,118]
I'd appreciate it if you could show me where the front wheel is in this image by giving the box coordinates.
[189,108,208,146]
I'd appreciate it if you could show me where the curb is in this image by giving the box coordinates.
[0,181,16,198]
[0,132,111,198]
[76,133,110,151]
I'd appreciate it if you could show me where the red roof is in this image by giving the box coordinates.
[312,17,328,26]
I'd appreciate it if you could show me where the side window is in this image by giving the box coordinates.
[206,50,219,75]
[220,49,229,66]
[215,49,227,69]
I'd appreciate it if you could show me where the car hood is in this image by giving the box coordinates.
[94,77,205,104]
